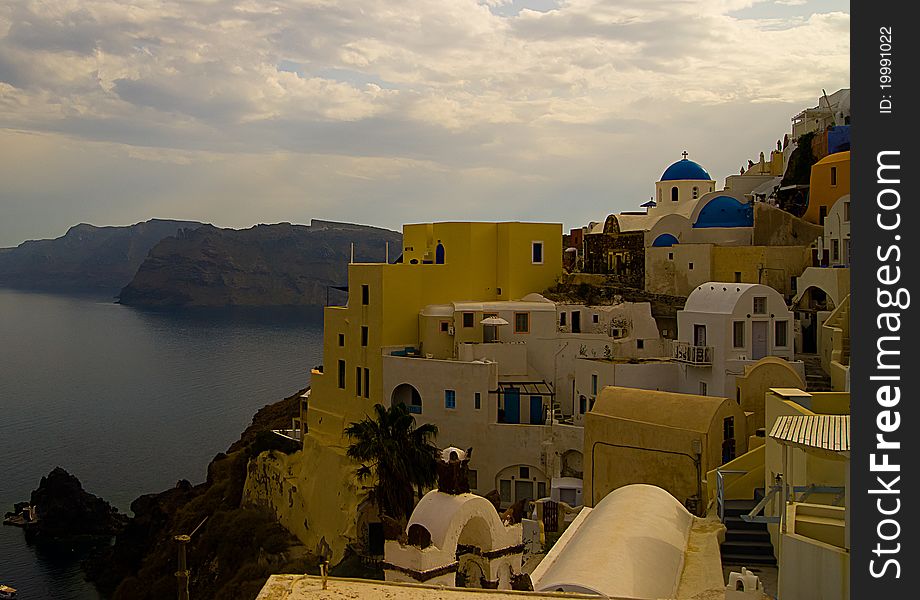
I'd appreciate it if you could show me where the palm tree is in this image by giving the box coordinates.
[345,402,439,521]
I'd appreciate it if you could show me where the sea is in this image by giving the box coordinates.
[0,288,324,599]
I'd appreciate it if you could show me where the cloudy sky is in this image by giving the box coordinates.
[0,0,849,247]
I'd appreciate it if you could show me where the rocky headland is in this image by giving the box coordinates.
[117,220,401,307]
[4,467,128,538]
[0,219,203,293]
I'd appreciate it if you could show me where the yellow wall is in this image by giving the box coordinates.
[805,152,850,225]
[585,395,747,508]
[735,357,805,433]
[711,246,810,298]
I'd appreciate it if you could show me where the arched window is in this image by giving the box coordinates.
[671,186,678,202]
[392,383,422,413]
[435,241,445,264]
[692,187,699,199]
[657,189,662,202]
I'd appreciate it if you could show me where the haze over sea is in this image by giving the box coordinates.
[0,288,324,599]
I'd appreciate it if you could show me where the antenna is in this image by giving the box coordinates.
[175,516,208,600]
[350,242,355,264]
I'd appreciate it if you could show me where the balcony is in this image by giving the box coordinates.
[671,340,713,365]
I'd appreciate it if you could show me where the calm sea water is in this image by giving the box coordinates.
[0,289,324,599]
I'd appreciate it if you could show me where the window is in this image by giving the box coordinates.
[688,262,694,270]
[467,469,478,490]
[445,389,456,409]
[668,252,674,260]
[753,296,767,314]
[579,396,587,414]
[692,186,699,199]
[514,312,530,333]
[592,314,599,324]
[338,333,345,347]
[532,241,544,264]
[775,321,788,347]
[671,186,678,202]
[591,374,598,395]
[694,324,707,347]
[734,271,742,283]
[844,201,850,222]
[538,481,546,499]
[356,367,362,396]
[519,466,530,479]
[361,284,369,305]
[560,312,567,326]
[637,339,644,349]
[462,312,475,328]
[440,320,450,333]
[700,381,707,396]
[363,368,370,398]
[474,392,481,409]
[361,326,368,346]
[733,321,745,348]
[832,239,840,261]
[830,166,837,186]
[338,360,346,389]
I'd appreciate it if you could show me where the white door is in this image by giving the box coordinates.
[752,321,768,360]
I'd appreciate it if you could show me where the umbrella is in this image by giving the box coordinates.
[480,316,509,326]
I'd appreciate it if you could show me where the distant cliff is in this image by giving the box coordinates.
[118,220,401,307]
[0,219,203,293]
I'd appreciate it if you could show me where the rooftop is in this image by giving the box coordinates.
[256,575,630,600]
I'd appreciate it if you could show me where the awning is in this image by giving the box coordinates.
[769,414,849,459]
[492,380,555,397]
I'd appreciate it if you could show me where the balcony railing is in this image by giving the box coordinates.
[671,341,713,365]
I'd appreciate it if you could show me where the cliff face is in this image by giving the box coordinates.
[84,389,317,600]
[0,219,203,293]
[118,220,401,307]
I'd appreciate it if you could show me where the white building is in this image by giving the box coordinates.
[572,283,804,421]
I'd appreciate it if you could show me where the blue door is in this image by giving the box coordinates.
[529,395,543,424]
[504,388,520,424]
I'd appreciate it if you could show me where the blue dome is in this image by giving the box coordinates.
[652,233,679,247]
[660,158,711,181]
[693,195,753,228]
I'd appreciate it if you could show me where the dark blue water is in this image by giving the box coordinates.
[0,289,324,599]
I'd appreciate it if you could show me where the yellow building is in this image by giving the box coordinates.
[245,222,563,563]
[804,151,850,225]
[307,221,563,444]
[584,386,747,512]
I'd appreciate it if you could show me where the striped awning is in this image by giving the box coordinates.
[769,415,850,459]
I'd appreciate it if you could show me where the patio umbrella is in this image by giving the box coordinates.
[480,316,509,326]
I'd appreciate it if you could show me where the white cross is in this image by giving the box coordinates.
[682,151,689,160]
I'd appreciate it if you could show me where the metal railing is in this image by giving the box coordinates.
[671,340,713,365]
[716,468,748,522]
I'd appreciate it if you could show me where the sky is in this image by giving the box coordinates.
[0,0,849,247]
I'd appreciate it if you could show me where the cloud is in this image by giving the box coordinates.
[0,0,849,245]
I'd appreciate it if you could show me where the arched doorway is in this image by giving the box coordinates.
[384,491,524,589]
[392,383,422,414]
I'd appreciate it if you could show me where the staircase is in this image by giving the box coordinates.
[721,498,777,567]
[801,353,832,392]
[551,401,573,425]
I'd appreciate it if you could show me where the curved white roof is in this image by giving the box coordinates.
[531,484,693,599]
[407,490,520,553]
[683,282,782,314]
